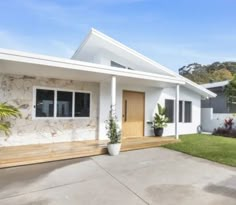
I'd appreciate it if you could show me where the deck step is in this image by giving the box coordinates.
[0,137,178,168]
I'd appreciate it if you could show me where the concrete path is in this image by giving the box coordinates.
[0,148,235,205]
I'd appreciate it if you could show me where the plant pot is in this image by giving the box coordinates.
[107,143,121,156]
[154,127,163,136]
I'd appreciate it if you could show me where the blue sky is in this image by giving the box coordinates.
[0,0,236,71]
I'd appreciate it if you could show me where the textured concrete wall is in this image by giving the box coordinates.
[0,74,99,146]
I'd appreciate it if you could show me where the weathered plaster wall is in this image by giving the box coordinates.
[0,73,99,146]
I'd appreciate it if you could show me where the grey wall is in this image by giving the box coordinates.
[201,87,236,113]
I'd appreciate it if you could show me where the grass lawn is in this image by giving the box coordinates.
[163,134,236,167]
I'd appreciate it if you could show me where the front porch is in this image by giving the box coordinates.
[0,137,177,168]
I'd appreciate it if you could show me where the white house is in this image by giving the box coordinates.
[0,28,216,147]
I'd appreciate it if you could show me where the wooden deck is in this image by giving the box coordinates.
[0,137,177,168]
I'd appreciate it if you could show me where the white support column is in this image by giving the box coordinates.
[175,84,180,139]
[111,76,116,116]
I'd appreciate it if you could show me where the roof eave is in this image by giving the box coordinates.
[0,48,185,85]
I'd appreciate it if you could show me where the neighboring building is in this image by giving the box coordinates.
[201,80,236,113]
[201,80,236,132]
[0,28,216,147]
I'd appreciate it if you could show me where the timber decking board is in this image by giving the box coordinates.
[0,137,177,168]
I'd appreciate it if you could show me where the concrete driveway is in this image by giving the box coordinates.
[0,148,235,205]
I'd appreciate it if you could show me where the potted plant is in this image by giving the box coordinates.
[105,107,121,156]
[152,103,168,136]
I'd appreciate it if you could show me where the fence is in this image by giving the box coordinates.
[201,108,236,132]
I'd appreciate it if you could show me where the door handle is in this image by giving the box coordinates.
[124,100,127,122]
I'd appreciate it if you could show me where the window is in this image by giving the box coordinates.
[36,89,54,117]
[165,99,174,123]
[57,91,73,117]
[179,101,183,122]
[34,88,91,118]
[184,101,192,122]
[110,61,126,68]
[74,92,90,117]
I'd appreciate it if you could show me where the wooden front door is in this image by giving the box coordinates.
[122,91,145,138]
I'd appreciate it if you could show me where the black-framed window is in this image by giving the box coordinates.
[179,101,183,122]
[111,61,126,68]
[36,89,54,117]
[35,88,91,118]
[184,101,192,123]
[74,92,90,117]
[165,99,174,123]
[57,91,73,117]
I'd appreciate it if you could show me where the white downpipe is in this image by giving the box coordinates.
[175,84,180,139]
[111,76,116,116]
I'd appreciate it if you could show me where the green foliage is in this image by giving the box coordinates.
[224,74,236,103]
[179,61,235,84]
[105,107,121,144]
[0,103,21,136]
[153,104,169,128]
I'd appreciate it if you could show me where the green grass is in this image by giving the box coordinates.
[163,134,236,167]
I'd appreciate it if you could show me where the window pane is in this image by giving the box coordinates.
[179,101,183,122]
[111,61,126,68]
[184,101,192,122]
[57,91,73,117]
[36,89,54,117]
[165,99,174,123]
[75,92,90,117]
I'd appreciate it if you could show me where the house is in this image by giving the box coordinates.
[0,28,216,147]
[201,80,236,113]
[201,80,236,132]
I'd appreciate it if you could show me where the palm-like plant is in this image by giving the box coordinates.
[0,103,21,136]
[153,103,168,128]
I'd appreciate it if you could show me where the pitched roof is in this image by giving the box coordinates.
[202,80,229,89]
[72,28,216,98]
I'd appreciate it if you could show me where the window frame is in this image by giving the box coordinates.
[32,86,92,120]
[163,99,193,124]
[179,100,184,123]
[165,99,175,123]
[110,61,126,68]
[184,101,192,123]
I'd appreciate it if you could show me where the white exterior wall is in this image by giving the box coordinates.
[201,108,236,132]
[99,82,162,139]
[99,83,201,139]
[160,86,201,136]
[93,50,134,69]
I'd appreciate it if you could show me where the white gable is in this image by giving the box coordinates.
[72,29,176,77]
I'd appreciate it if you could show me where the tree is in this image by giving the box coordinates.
[0,103,21,136]
[225,74,236,104]
[210,68,233,82]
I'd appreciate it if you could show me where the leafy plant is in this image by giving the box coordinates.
[225,74,236,104]
[153,104,169,129]
[105,106,121,144]
[0,103,21,136]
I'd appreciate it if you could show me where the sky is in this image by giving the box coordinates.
[0,0,236,71]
